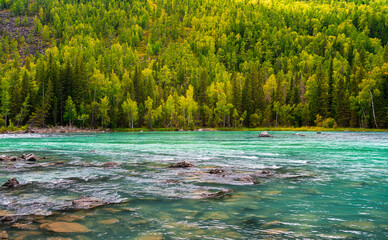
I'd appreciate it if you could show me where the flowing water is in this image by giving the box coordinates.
[0,131,387,239]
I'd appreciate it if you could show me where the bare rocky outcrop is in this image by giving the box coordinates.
[0,11,46,62]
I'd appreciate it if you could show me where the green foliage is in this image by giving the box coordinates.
[64,96,77,126]
[322,118,337,129]
[0,0,387,130]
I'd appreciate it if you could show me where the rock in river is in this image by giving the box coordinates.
[21,153,38,162]
[40,222,89,233]
[169,161,194,168]
[102,162,120,168]
[201,189,234,199]
[259,131,271,137]
[72,196,106,209]
[2,178,20,188]
[209,169,224,174]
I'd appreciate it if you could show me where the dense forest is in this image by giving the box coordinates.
[0,0,387,130]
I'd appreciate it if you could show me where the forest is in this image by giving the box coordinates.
[0,0,387,130]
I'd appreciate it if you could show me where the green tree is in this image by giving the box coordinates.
[64,96,77,126]
[99,96,110,128]
[122,97,138,128]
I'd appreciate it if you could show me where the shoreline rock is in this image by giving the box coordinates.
[1,126,103,134]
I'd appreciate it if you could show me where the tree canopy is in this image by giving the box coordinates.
[0,0,387,130]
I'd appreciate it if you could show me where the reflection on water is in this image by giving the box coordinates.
[0,131,387,239]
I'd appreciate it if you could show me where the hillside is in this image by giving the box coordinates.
[0,0,387,130]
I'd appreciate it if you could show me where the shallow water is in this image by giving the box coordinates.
[0,131,387,239]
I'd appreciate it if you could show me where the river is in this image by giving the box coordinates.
[0,131,387,239]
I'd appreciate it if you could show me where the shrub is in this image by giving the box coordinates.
[322,118,337,128]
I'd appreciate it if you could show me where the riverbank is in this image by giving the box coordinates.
[1,126,386,134]
[0,126,104,134]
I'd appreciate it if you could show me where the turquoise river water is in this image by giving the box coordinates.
[0,131,387,239]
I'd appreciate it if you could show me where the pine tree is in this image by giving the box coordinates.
[334,75,350,127]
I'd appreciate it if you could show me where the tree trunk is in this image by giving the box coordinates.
[370,90,378,129]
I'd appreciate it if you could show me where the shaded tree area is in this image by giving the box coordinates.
[0,0,387,130]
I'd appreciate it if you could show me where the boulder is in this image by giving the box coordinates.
[201,189,234,199]
[168,161,194,168]
[237,175,256,184]
[22,153,38,161]
[262,170,270,174]
[40,222,89,233]
[2,178,20,188]
[9,156,19,161]
[72,196,106,209]
[259,131,271,137]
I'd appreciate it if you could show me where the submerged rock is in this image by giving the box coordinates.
[102,162,120,168]
[135,233,163,240]
[259,131,271,137]
[341,221,376,231]
[2,178,20,188]
[40,222,89,233]
[72,196,106,209]
[12,223,38,230]
[260,228,289,235]
[98,218,119,225]
[56,214,85,222]
[169,161,194,168]
[201,189,234,199]
[0,231,8,239]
